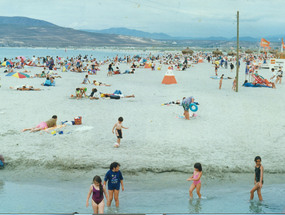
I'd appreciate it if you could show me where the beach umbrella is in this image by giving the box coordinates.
[182,47,194,55]
[6,72,30,78]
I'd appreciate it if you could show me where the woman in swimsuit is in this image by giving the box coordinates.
[250,156,264,201]
[86,175,108,214]
[187,163,202,198]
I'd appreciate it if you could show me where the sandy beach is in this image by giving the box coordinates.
[1,49,285,213]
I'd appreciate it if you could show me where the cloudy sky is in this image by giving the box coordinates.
[0,0,284,38]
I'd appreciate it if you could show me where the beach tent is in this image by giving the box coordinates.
[161,70,177,85]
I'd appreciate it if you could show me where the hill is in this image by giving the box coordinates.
[0,16,161,48]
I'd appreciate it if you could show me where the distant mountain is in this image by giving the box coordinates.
[0,16,56,27]
[0,16,161,47]
[83,27,173,40]
[82,28,263,42]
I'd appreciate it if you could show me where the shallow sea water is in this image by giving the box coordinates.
[0,171,284,213]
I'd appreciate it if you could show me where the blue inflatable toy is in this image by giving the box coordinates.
[189,103,198,112]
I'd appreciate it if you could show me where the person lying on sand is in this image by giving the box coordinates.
[22,115,57,132]
[10,86,41,91]
[100,93,135,99]
[34,71,47,78]
[92,80,111,86]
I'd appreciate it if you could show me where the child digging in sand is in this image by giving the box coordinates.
[112,117,128,147]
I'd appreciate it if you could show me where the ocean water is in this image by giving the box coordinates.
[0,171,284,213]
[0,47,152,61]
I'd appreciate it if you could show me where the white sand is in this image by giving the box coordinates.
[1,57,285,175]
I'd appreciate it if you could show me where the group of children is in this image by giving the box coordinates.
[86,156,263,214]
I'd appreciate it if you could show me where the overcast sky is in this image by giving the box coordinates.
[1,0,284,38]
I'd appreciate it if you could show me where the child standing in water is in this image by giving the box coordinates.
[187,163,202,198]
[104,162,124,207]
[112,117,128,147]
[250,156,264,201]
[86,175,108,214]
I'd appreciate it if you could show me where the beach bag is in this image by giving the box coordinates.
[74,116,82,125]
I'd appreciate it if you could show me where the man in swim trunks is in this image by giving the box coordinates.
[22,115,57,132]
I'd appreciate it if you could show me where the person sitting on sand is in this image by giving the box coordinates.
[75,88,83,99]
[89,88,100,100]
[113,67,120,75]
[22,115,57,132]
[10,85,41,91]
[82,75,91,84]
[92,80,111,87]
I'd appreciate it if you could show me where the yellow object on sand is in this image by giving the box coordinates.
[157,67,161,70]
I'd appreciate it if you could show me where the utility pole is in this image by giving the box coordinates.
[236,11,239,92]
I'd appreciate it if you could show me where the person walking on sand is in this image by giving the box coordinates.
[215,63,218,76]
[219,74,224,89]
[104,162,124,207]
[232,77,237,91]
[22,115,57,132]
[230,62,234,72]
[107,63,113,76]
[86,175,108,214]
[112,117,128,147]
[187,163,202,199]
[250,156,264,201]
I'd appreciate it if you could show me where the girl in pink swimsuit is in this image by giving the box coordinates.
[187,163,202,198]
[86,176,108,214]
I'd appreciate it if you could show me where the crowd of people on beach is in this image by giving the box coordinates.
[0,50,279,213]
